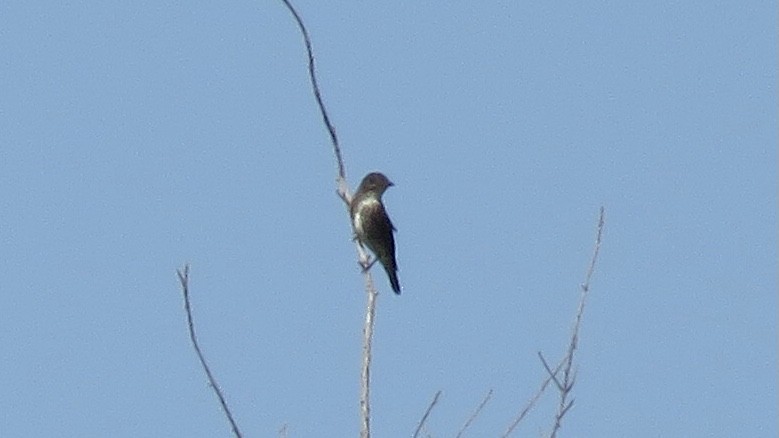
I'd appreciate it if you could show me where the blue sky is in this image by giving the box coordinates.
[1,1,776,436]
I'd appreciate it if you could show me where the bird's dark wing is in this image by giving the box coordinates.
[369,204,400,294]
[363,203,396,260]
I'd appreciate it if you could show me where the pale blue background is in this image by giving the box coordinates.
[1,1,776,436]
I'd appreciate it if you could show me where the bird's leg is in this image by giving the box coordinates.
[352,236,376,271]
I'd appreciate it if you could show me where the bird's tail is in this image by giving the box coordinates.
[385,267,401,294]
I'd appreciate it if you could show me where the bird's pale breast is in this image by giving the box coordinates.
[352,197,381,237]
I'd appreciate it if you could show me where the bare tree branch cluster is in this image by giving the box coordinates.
[416,207,605,436]
[504,206,606,437]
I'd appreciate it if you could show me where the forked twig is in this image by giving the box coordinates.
[503,206,605,437]
[549,206,605,438]
[501,357,565,437]
[538,352,564,392]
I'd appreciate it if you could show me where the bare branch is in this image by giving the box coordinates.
[278,0,346,180]
[279,3,384,436]
[549,206,606,438]
[360,275,379,438]
[560,399,575,418]
[413,390,442,438]
[582,206,606,293]
[501,357,565,438]
[176,264,243,438]
[537,352,565,392]
[455,389,493,438]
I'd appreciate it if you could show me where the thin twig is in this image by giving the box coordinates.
[582,206,606,293]
[501,357,565,437]
[278,0,345,180]
[549,206,606,438]
[455,389,493,438]
[278,0,351,209]
[537,352,564,392]
[413,390,442,438]
[176,265,243,438]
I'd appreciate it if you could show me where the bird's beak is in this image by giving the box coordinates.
[388,181,395,187]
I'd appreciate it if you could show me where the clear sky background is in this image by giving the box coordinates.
[1,1,776,437]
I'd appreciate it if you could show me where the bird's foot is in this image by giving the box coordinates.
[359,257,377,273]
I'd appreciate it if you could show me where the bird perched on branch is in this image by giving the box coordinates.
[350,172,401,294]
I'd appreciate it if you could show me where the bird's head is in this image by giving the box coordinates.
[357,172,394,196]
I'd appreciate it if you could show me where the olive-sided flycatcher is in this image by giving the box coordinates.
[350,172,401,294]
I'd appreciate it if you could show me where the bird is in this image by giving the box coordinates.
[350,172,401,294]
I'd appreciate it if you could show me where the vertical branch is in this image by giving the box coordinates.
[360,275,379,438]
[176,264,243,438]
[279,2,381,436]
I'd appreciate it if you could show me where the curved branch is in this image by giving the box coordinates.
[279,0,346,180]
[176,265,243,438]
